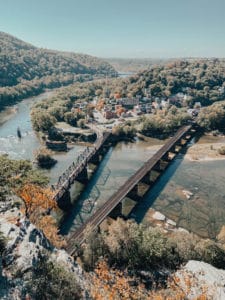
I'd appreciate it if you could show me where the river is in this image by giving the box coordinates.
[1,93,225,240]
[0,92,50,160]
[0,91,86,183]
[62,135,225,240]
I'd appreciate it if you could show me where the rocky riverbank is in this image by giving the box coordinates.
[2,192,225,299]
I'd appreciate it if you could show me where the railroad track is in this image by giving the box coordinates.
[66,125,192,255]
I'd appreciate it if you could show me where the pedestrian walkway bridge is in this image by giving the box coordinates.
[52,130,111,203]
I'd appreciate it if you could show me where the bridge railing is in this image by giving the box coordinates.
[52,130,110,201]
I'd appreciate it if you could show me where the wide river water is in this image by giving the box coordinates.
[1,93,225,240]
[0,91,85,183]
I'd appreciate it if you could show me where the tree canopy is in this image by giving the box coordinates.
[0,32,117,110]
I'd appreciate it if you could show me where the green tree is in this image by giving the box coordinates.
[31,110,56,132]
[26,254,81,300]
[77,118,86,128]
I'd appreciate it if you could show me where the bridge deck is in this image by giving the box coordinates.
[66,125,192,255]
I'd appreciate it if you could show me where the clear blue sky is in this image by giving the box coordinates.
[1,0,225,58]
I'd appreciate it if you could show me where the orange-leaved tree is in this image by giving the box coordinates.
[17,183,56,217]
[90,260,151,300]
[17,183,66,248]
[36,215,66,249]
[90,261,209,300]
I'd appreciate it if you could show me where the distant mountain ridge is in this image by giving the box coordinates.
[0,32,117,110]
[0,32,116,87]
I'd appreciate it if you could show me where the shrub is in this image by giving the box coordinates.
[80,219,225,272]
[31,110,56,132]
[0,231,6,255]
[77,118,86,128]
[26,254,81,300]
[218,146,225,155]
[35,148,57,169]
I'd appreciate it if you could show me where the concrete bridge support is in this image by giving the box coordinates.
[98,145,110,157]
[153,160,166,172]
[57,190,72,210]
[137,182,150,197]
[127,185,142,202]
[76,167,88,184]
[141,171,152,185]
[89,152,100,165]
[169,145,177,153]
[109,202,123,219]
[185,134,192,141]
[162,151,170,161]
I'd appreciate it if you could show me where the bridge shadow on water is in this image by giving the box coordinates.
[60,147,113,235]
[130,137,197,223]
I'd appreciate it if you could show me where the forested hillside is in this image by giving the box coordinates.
[35,59,225,107]
[0,32,117,109]
[108,59,225,106]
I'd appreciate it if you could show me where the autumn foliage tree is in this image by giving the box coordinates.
[90,261,208,300]
[90,260,151,300]
[17,183,66,248]
[36,215,66,248]
[17,183,56,217]
[96,99,105,111]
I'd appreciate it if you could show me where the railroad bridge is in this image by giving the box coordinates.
[52,130,111,206]
[66,124,197,255]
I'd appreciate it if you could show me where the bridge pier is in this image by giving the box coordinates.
[141,171,152,185]
[89,152,100,165]
[57,190,72,210]
[185,133,192,141]
[98,145,111,158]
[162,152,170,161]
[177,137,189,147]
[127,185,142,202]
[76,167,88,184]
[137,182,150,197]
[109,202,123,219]
[172,144,181,153]
[153,160,166,172]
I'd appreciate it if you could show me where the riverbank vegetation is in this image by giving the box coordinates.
[218,146,225,155]
[196,101,225,132]
[0,32,117,110]
[112,122,137,139]
[138,106,191,137]
[0,155,65,248]
[111,106,191,140]
[26,253,81,300]
[0,155,48,202]
[77,218,225,298]
[80,218,225,273]
[35,148,57,169]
